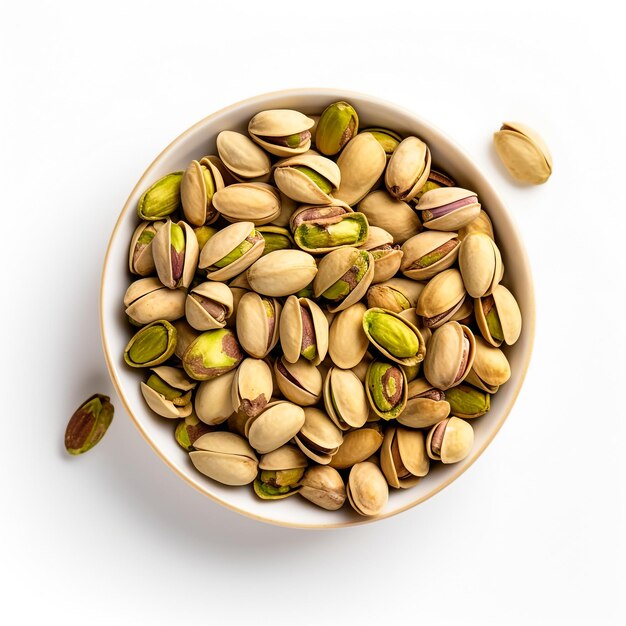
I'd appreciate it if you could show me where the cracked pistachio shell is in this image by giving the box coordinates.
[358,225,393,251]
[236,291,281,358]
[362,308,426,367]
[380,426,429,489]
[299,465,346,510]
[140,366,196,419]
[270,191,298,228]
[202,155,238,186]
[329,426,383,470]
[385,136,431,201]
[334,132,386,206]
[137,172,183,220]
[347,462,388,516]
[366,360,408,419]
[493,122,552,184]
[328,303,369,369]
[182,328,243,381]
[323,366,369,430]
[129,220,165,276]
[248,109,315,157]
[419,187,481,231]
[416,268,467,328]
[358,190,422,244]
[294,407,343,465]
[246,400,306,454]
[458,210,495,241]
[423,322,475,391]
[190,432,258,486]
[212,182,281,225]
[194,369,237,425]
[273,153,340,205]
[313,247,374,313]
[459,233,504,298]
[465,336,511,393]
[199,221,265,281]
[397,378,450,429]
[359,227,403,283]
[247,249,318,297]
[426,417,474,464]
[124,277,186,325]
[352,354,373,383]
[258,226,293,255]
[181,158,224,226]
[475,284,522,347]
[315,101,359,156]
[445,384,490,419]
[450,296,474,325]
[152,219,199,289]
[185,281,234,331]
[174,414,214,451]
[280,296,328,365]
[124,320,177,368]
[259,444,308,471]
[366,278,425,313]
[172,319,199,361]
[274,356,322,406]
[412,168,456,202]
[400,231,460,281]
[361,127,402,158]
[216,130,271,181]
[231,358,273,420]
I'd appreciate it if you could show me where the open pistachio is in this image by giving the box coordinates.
[124,320,177,368]
[247,249,318,297]
[299,465,346,510]
[182,328,243,381]
[464,336,511,393]
[366,360,408,419]
[315,101,359,155]
[274,153,340,205]
[194,369,236,425]
[248,109,315,157]
[185,281,233,331]
[294,407,343,465]
[124,277,186,325]
[202,154,238,186]
[231,358,273,420]
[458,233,503,298]
[361,127,401,158]
[458,210,495,241]
[347,461,388,516]
[137,172,182,220]
[475,284,522,347]
[419,187,481,231]
[129,220,165,276]
[65,394,114,455]
[190,432,258,486]
[257,226,293,255]
[152,219,199,289]
[254,444,308,500]
[358,226,403,284]
[328,303,369,369]
[397,378,450,429]
[323,366,369,430]
[423,321,475,390]
[235,291,281,358]
[329,426,383,470]
[445,384,490,419]
[274,356,322,406]
[280,296,328,365]
[413,168,456,201]
[181,158,224,226]
[358,190,422,244]
[216,130,271,182]
[212,182,281,225]
[246,400,306,454]
[140,366,196,419]
[174,414,214,451]
[380,426,429,488]
[426,417,474,464]
[493,121,552,184]
[416,268,467,328]
[366,278,424,313]
[400,230,460,281]
[385,136,431,201]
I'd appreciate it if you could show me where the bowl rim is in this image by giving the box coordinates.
[100,87,535,529]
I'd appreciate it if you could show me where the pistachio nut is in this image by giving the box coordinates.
[366,360,408,419]
[323,366,369,430]
[194,225,218,251]
[294,407,343,464]
[413,168,456,201]
[137,172,183,220]
[181,158,224,226]
[279,296,329,365]
[231,358,273,419]
[227,276,250,329]
[248,109,315,157]
[423,321,475,390]
[194,369,237,425]
[199,221,265,281]
[366,278,425,314]
[426,416,474,464]
[416,268,467,328]
[313,247,374,313]
[380,426,429,488]
[493,121,552,184]
[65,394,114,455]
[274,356,322,406]
[328,302,369,369]
[190,431,258,486]
[334,133,386,206]
[216,130,271,182]
[397,378,450,429]
[152,219,199,289]
[174,414,214,451]
[458,209,495,241]
[257,226,293,255]
[347,461,388,516]
[400,230,460,281]
[458,233,504,298]
[299,465,346,510]
[124,277,186,325]
[464,336,511,393]
[182,328,243,381]
[236,291,281,358]
[246,400,306,454]
[183,281,232,331]
[315,101,359,155]
[445,384,490,419]
[212,182,281,225]
[358,190,422,244]
[362,308,426,367]
[124,320,177,368]
[140,366,196,419]
[475,284,522,347]
[419,187,481,231]
[361,127,401,158]
[274,153,340,205]
[358,226,403,283]
[385,136,431,201]
[254,444,307,500]
[203,154,238,186]
[128,220,165,276]
[449,296,474,326]
[329,426,383,470]
[247,249,318,297]
[171,318,199,361]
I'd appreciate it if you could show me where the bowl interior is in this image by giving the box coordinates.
[101,88,534,528]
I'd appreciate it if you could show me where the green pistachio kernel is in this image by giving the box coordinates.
[486,307,504,341]
[293,166,333,194]
[170,222,185,253]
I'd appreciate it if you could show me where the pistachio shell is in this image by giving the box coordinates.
[475,284,522,347]
[329,427,383,469]
[140,366,196,419]
[216,130,271,179]
[291,207,369,253]
[400,230,460,281]
[123,320,177,368]
[397,378,450,429]
[366,278,425,313]
[248,109,315,157]
[347,462,388,516]
[194,369,237,425]
[458,210,495,241]
[152,219,199,289]
[181,159,224,226]
[358,190,422,244]
[323,367,369,430]
[294,407,343,464]
[299,466,346,510]
[231,358,273,419]
[423,322,475,390]
[185,281,234,331]
[236,292,281,358]
[426,417,474,464]
[273,154,340,205]
[416,268,467,328]
[328,303,369,369]
[380,426,429,488]
[466,336,511,391]
[274,357,322,406]
[458,233,503,298]
[247,249,318,297]
[259,444,308,471]
[419,187,481,231]
[365,360,408,419]
[124,277,186,325]
[203,155,238,186]
[385,136,431,201]
[212,183,281,225]
[128,220,164,276]
[172,319,200,361]
[246,400,305,454]
[279,296,329,365]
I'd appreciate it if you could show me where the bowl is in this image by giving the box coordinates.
[100,88,535,528]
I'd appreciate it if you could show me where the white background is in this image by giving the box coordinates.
[2,1,624,624]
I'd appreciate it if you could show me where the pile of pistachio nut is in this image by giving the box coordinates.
[123,100,522,517]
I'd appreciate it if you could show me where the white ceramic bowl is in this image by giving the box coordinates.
[100,88,535,528]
